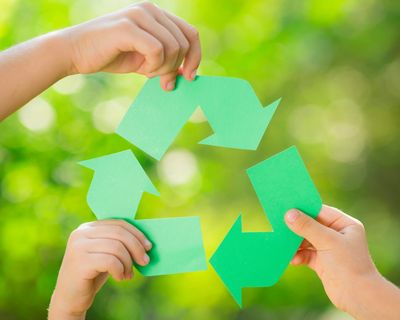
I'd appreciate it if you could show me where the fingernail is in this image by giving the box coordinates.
[166,81,175,91]
[286,209,300,224]
[190,69,197,80]
[127,271,133,279]
[143,254,150,265]
[144,240,152,251]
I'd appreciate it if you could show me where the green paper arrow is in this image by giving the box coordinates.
[116,75,280,160]
[80,150,207,276]
[210,146,322,307]
[80,150,158,220]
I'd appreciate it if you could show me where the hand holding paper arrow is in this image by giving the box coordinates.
[80,149,207,276]
[210,146,322,307]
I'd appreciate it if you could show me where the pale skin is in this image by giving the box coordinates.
[48,220,152,320]
[285,205,400,319]
[0,1,399,319]
[0,1,201,120]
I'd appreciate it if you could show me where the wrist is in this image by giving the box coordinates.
[43,29,77,78]
[48,290,86,320]
[346,271,400,320]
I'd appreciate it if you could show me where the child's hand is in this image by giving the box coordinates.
[48,220,152,320]
[62,1,200,90]
[285,205,400,319]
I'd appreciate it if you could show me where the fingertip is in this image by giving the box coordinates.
[160,76,176,91]
[126,270,133,280]
[285,209,301,224]
[182,68,197,81]
[144,239,152,251]
[143,254,150,266]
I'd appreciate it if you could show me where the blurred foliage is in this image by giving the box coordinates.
[0,0,399,319]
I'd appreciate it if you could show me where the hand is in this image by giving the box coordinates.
[285,205,400,320]
[61,1,201,90]
[48,220,152,320]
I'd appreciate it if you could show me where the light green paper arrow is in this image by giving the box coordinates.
[116,75,280,160]
[210,146,322,307]
[80,150,158,220]
[128,217,207,276]
[80,150,207,276]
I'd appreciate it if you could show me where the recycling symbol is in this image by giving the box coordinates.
[81,75,322,307]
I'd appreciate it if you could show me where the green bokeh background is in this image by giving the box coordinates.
[0,0,399,319]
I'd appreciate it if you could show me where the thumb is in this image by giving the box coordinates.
[285,209,335,249]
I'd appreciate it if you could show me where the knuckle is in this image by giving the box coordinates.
[181,40,190,53]
[69,228,83,241]
[139,1,157,11]
[106,255,118,268]
[127,6,145,20]
[187,26,199,40]
[118,17,133,31]
[114,226,125,237]
[182,41,190,53]
[136,231,146,242]
[169,43,180,56]
[110,240,123,253]
[149,42,163,56]
[130,238,144,254]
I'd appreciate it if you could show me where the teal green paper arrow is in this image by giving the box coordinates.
[116,75,280,160]
[80,149,207,276]
[210,146,322,307]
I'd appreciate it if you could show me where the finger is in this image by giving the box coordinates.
[151,13,190,91]
[317,205,363,231]
[87,238,133,279]
[290,249,317,270]
[87,253,125,281]
[164,11,201,81]
[119,20,164,73]
[84,225,150,266]
[159,71,179,91]
[131,11,180,80]
[87,220,152,251]
[285,209,337,250]
[152,11,189,70]
[299,239,313,250]
[134,2,189,72]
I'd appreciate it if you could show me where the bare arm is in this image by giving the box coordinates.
[0,32,71,119]
[0,2,201,120]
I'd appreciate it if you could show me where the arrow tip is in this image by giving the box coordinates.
[210,215,244,307]
[79,159,97,170]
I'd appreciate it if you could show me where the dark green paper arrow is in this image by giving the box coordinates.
[116,75,280,160]
[210,146,322,307]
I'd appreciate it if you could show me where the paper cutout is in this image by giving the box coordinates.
[210,146,322,307]
[80,150,207,276]
[80,150,158,220]
[129,217,207,276]
[116,75,280,160]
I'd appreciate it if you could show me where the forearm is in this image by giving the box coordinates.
[347,273,400,320]
[0,30,72,120]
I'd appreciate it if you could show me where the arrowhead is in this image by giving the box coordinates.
[210,215,244,307]
[80,150,159,196]
[199,98,281,151]
[79,150,159,220]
